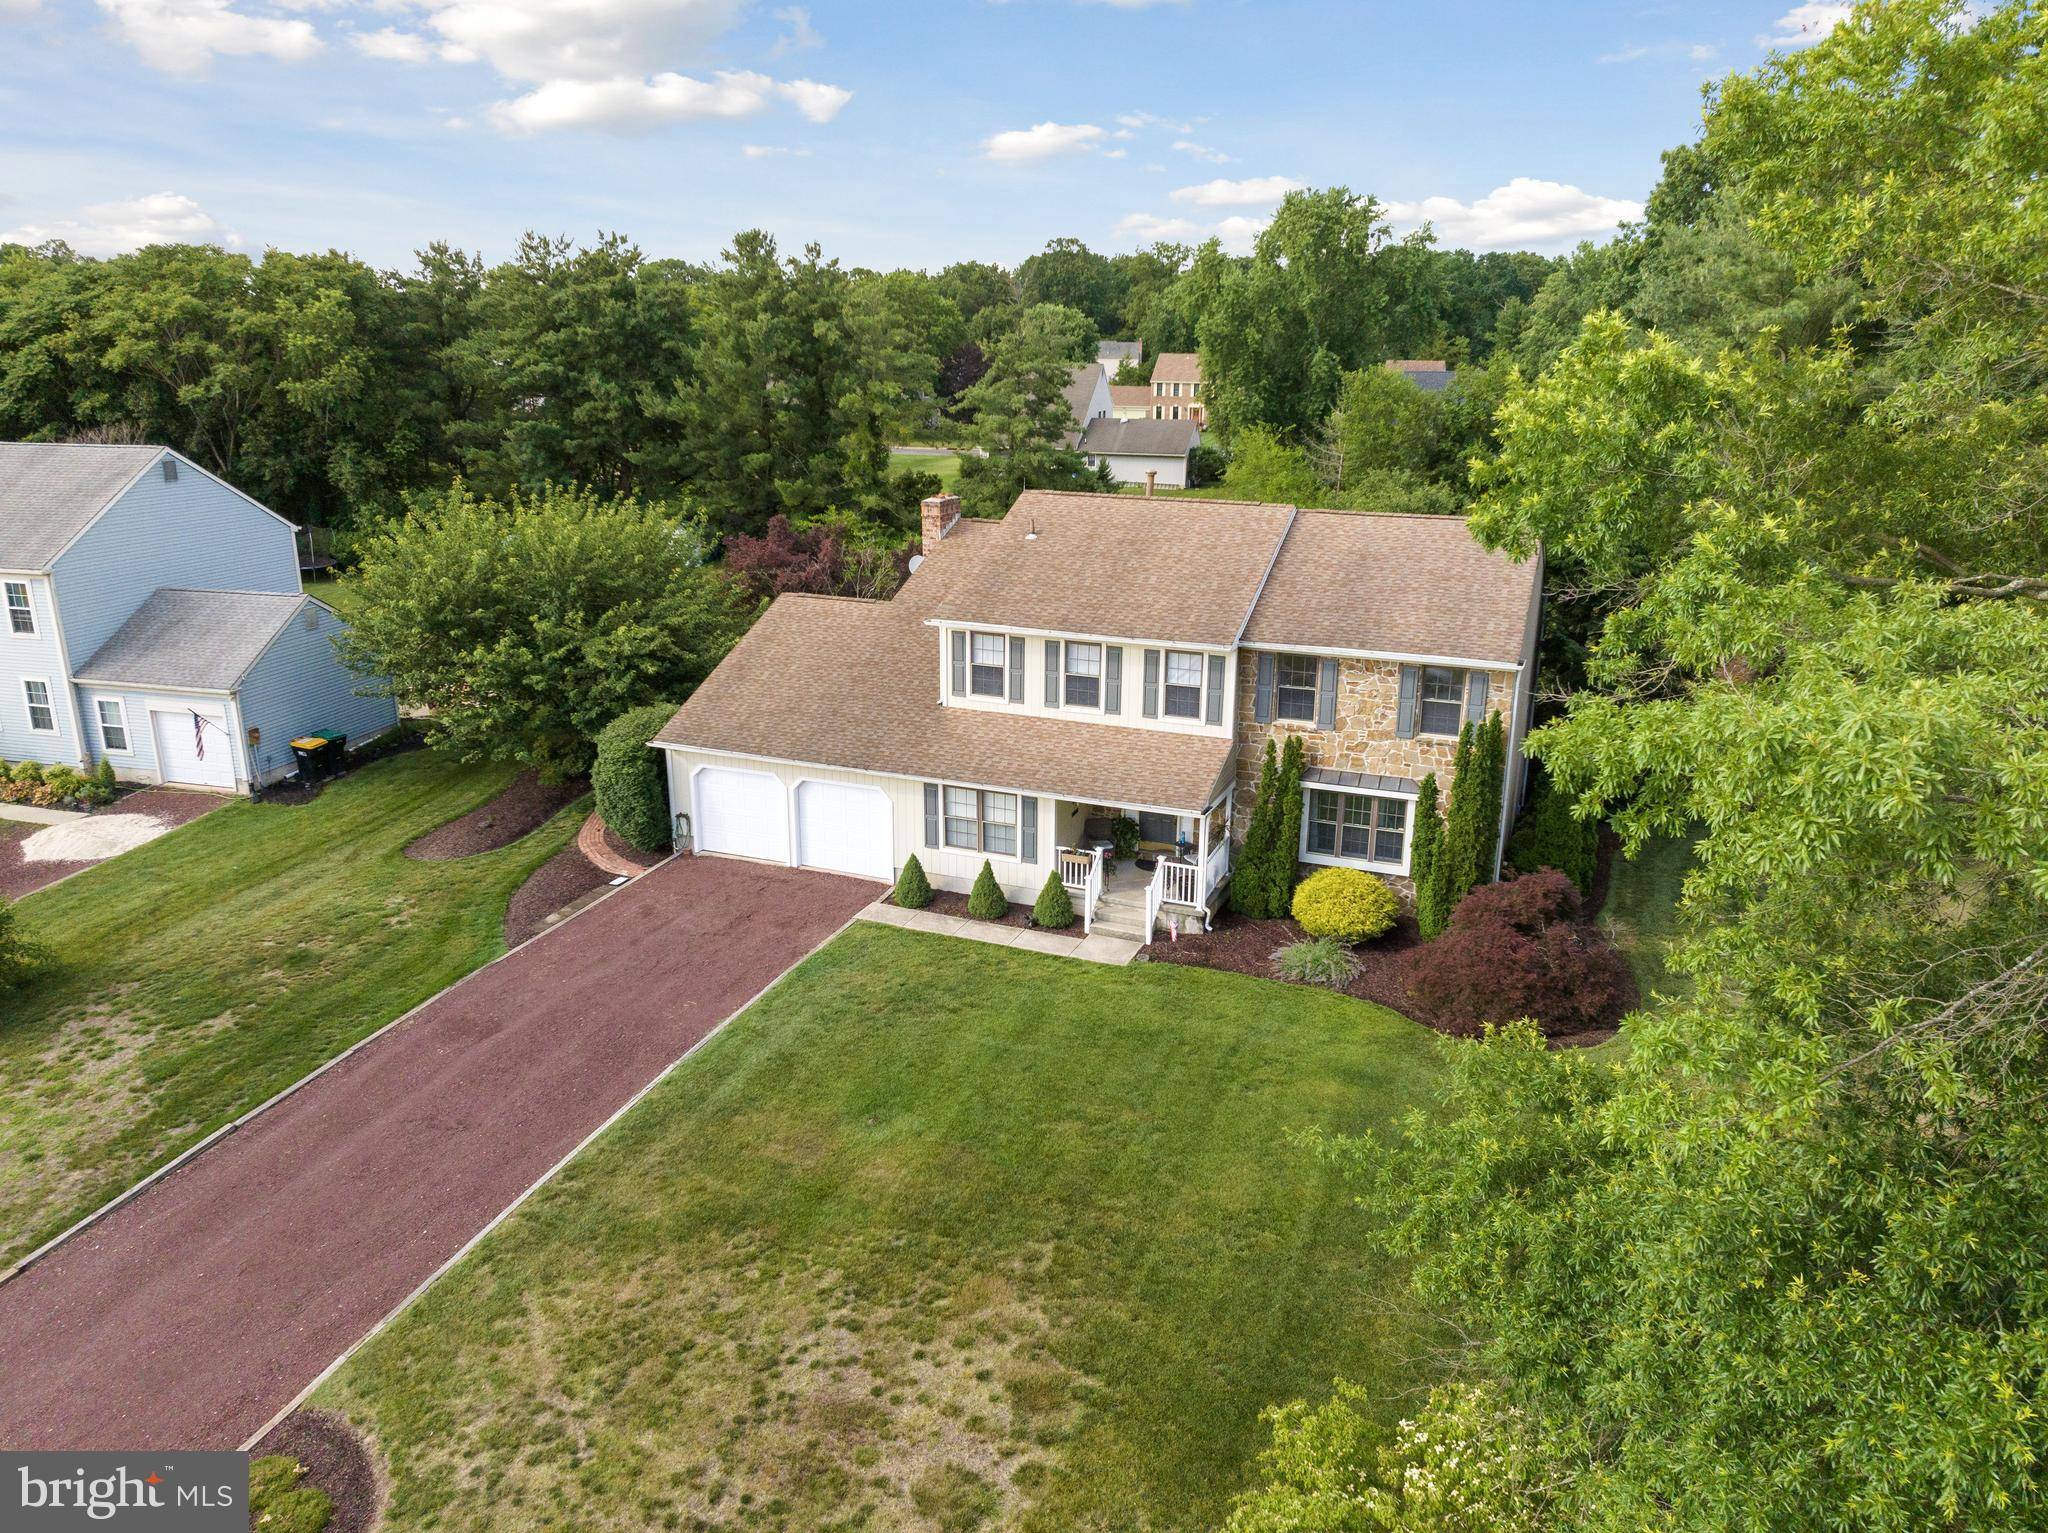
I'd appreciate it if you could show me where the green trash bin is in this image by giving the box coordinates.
[289,731,348,782]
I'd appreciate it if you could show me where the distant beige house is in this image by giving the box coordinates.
[1108,385,1154,420]
[1148,352,1206,427]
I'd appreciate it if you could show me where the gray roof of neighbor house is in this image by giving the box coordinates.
[1077,417,1199,458]
[0,442,164,570]
[1061,362,1105,426]
[1150,351,1201,384]
[1097,340,1142,365]
[1242,509,1538,665]
[1384,359,1455,393]
[74,587,310,692]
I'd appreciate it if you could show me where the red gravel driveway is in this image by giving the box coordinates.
[0,855,878,1450]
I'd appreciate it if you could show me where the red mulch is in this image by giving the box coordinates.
[601,822,664,872]
[503,845,615,948]
[0,789,222,900]
[404,771,585,860]
[903,887,1035,927]
[252,1409,379,1533]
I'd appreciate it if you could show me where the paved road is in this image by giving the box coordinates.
[0,855,877,1450]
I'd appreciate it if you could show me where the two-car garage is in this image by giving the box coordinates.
[691,766,893,883]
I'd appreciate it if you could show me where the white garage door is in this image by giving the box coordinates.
[795,780,892,881]
[151,705,235,789]
[694,766,788,863]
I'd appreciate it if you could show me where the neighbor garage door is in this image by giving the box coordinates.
[694,766,788,863]
[794,779,892,882]
[150,705,236,789]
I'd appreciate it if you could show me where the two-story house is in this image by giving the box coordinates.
[653,490,1540,941]
[0,442,397,793]
[1149,352,1206,427]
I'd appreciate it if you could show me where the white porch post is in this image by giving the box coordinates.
[1196,805,1209,893]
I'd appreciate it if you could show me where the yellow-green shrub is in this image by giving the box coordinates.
[1291,866,1399,943]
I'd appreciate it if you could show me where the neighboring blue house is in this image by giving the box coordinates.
[0,443,396,792]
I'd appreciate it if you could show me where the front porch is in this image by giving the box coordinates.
[1051,794,1232,941]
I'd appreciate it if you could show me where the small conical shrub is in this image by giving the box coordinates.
[967,860,1007,920]
[1032,869,1076,930]
[894,853,934,909]
[95,756,117,791]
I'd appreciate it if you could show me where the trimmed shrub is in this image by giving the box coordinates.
[88,756,119,805]
[1412,773,1450,939]
[0,896,45,990]
[1231,737,1281,917]
[894,853,934,909]
[1405,870,1631,1038]
[1271,936,1361,989]
[1032,869,1076,929]
[967,860,1007,920]
[590,702,678,854]
[1266,735,1307,911]
[1504,771,1598,894]
[248,1455,333,1533]
[1291,866,1400,943]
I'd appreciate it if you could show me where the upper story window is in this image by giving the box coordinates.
[1276,655,1319,721]
[22,677,55,733]
[1163,651,1204,718]
[1306,789,1408,866]
[1064,642,1102,708]
[1154,382,1165,396]
[970,632,1007,697]
[1419,666,1467,736]
[4,581,31,636]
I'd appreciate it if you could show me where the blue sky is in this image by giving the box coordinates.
[0,1,1856,271]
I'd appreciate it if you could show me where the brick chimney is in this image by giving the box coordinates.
[920,493,961,557]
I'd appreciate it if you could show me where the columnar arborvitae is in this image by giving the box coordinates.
[1440,712,1510,921]
[1231,737,1281,917]
[1265,735,1307,917]
[1470,711,1508,884]
[1412,772,1450,938]
[1442,721,1482,901]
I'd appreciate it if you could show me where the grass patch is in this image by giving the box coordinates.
[1601,832,1697,1003]
[0,750,581,1266]
[303,573,364,620]
[319,923,1447,1531]
[892,450,962,490]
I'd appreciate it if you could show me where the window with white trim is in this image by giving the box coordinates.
[1276,655,1318,721]
[96,697,130,753]
[1163,650,1204,718]
[1064,641,1102,708]
[1419,666,1467,736]
[969,632,1007,697]
[22,677,55,733]
[1306,789,1408,866]
[4,582,32,636]
[944,785,1018,856]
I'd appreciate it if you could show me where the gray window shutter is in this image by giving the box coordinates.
[1316,658,1338,730]
[1205,654,1225,726]
[1104,646,1122,713]
[1142,648,1161,718]
[1009,635,1025,703]
[1254,652,1276,724]
[1396,664,1419,738]
[923,783,939,847]
[951,631,967,698]
[1465,669,1489,724]
[1021,796,1038,862]
[1044,639,1062,707]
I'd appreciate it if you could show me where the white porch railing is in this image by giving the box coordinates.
[1159,857,1200,910]
[1057,845,1103,935]
[1203,836,1229,903]
[1144,859,1166,944]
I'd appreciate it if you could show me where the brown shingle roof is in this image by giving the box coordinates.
[1242,509,1538,665]
[1150,351,1201,384]
[924,491,1292,647]
[1108,385,1153,410]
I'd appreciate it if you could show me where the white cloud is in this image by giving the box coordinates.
[1,191,233,257]
[767,4,819,57]
[349,25,470,63]
[1117,211,1200,241]
[778,76,850,122]
[742,142,809,157]
[982,120,1104,163]
[1385,177,1644,251]
[1756,3,1853,49]
[2,0,44,19]
[1171,138,1231,164]
[1103,147,1127,159]
[489,69,840,133]
[1117,110,1192,133]
[1213,214,1268,254]
[1115,209,1268,254]
[1598,40,1719,64]
[95,0,323,74]
[1171,175,1303,207]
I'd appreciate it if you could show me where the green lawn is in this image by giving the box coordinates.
[0,750,582,1267]
[1600,832,1698,1003]
[321,924,1447,1532]
[303,572,364,619]
[891,450,962,490]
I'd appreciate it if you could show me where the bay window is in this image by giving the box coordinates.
[1305,789,1409,868]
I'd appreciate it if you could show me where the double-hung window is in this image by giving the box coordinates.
[1306,790,1408,866]
[96,697,130,753]
[969,632,1007,697]
[4,582,32,636]
[944,786,1018,856]
[1419,666,1466,736]
[22,678,55,733]
[1163,651,1204,718]
[1276,655,1318,721]
[1064,642,1102,708]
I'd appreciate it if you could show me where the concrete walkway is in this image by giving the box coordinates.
[859,899,1143,965]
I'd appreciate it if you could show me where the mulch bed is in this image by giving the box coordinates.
[405,771,586,860]
[252,1408,380,1533]
[601,822,664,872]
[902,888,1036,928]
[0,789,222,900]
[504,845,616,948]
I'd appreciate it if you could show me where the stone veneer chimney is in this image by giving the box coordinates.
[920,493,961,557]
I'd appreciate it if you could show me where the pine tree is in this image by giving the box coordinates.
[1412,772,1450,939]
[1231,737,1281,917]
[1470,711,1508,885]
[1442,721,1482,900]
[1266,735,1308,917]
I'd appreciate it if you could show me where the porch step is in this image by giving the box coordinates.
[1091,892,1154,942]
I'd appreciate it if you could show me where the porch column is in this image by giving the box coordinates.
[1197,803,1209,895]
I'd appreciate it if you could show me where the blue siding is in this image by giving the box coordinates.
[0,575,85,766]
[76,686,227,785]
[50,456,301,665]
[235,602,397,785]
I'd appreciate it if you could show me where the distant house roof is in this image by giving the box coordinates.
[1383,359,1455,392]
[1078,417,1199,459]
[1061,362,1106,433]
[1108,385,1154,411]
[75,587,311,692]
[1097,340,1143,368]
[0,442,163,570]
[1150,351,1201,384]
